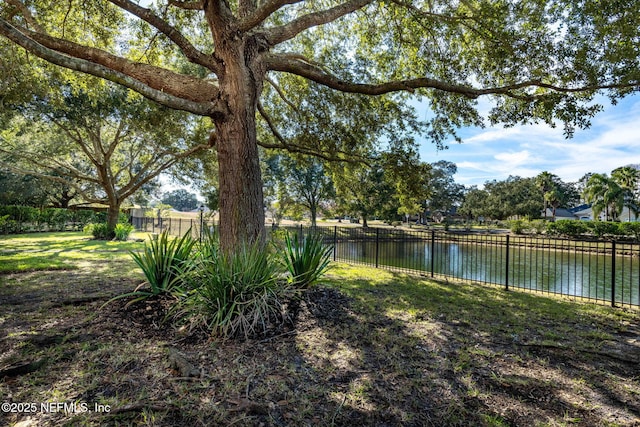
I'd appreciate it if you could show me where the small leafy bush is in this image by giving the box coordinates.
[508,219,526,234]
[84,222,113,240]
[529,219,547,235]
[114,223,134,241]
[178,242,287,339]
[106,230,196,309]
[0,214,9,231]
[619,222,640,241]
[589,221,622,239]
[74,210,98,230]
[546,220,589,238]
[281,231,333,289]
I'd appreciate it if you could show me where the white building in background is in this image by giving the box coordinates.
[570,206,639,222]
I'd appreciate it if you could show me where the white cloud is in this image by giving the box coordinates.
[419,95,640,187]
[494,150,533,165]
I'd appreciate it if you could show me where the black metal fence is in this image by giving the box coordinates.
[130,218,640,308]
[131,215,214,239]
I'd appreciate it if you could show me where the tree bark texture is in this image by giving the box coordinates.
[212,32,267,251]
[106,203,122,236]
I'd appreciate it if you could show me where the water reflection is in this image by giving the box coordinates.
[336,240,639,306]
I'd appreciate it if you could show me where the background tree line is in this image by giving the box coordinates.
[5,114,639,227]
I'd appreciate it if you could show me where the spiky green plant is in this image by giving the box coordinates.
[107,229,196,306]
[178,241,287,339]
[281,231,333,289]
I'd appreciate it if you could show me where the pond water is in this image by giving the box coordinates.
[335,239,640,306]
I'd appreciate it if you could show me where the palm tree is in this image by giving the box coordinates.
[536,171,556,218]
[544,188,563,220]
[583,173,624,221]
[612,166,640,221]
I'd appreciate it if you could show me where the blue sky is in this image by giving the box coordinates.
[417,95,640,188]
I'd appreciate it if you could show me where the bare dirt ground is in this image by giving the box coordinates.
[1,260,639,426]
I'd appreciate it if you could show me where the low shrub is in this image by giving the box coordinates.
[84,222,113,240]
[121,229,334,339]
[546,220,589,238]
[73,210,98,230]
[529,219,547,235]
[130,229,196,297]
[106,229,197,308]
[0,214,9,230]
[590,221,622,239]
[508,219,526,234]
[619,222,640,240]
[114,223,134,241]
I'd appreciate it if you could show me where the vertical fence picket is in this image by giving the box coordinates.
[375,228,380,268]
[611,241,617,307]
[430,230,435,277]
[333,226,337,261]
[505,235,510,291]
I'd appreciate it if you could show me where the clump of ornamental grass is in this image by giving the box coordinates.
[117,228,334,339]
[281,231,333,289]
[106,229,197,306]
[176,241,287,339]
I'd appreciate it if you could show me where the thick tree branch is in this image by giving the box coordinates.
[168,0,204,10]
[45,116,103,169]
[0,148,100,185]
[22,25,219,103]
[266,54,640,98]
[263,0,373,45]
[0,19,226,116]
[105,0,222,73]
[238,0,303,31]
[0,165,102,203]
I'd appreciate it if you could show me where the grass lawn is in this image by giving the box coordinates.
[1,232,639,426]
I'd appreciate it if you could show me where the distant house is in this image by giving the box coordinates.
[567,205,639,222]
[618,207,640,222]
[570,205,595,221]
[543,208,576,220]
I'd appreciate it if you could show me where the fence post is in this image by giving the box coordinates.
[430,230,435,277]
[333,226,337,261]
[611,241,616,307]
[505,235,510,291]
[375,228,380,268]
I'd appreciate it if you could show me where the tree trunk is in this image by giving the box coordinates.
[213,36,266,253]
[106,203,121,237]
[310,204,317,227]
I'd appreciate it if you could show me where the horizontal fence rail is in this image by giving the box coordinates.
[130,217,640,309]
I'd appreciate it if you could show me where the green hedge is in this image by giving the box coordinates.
[509,218,640,240]
[0,205,114,234]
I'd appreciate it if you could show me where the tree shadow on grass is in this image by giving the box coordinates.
[304,267,640,426]
[1,263,638,426]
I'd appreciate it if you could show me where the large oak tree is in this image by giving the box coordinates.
[0,83,211,231]
[0,0,638,251]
